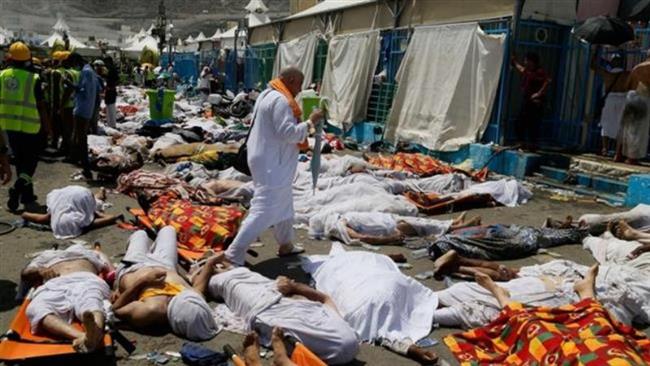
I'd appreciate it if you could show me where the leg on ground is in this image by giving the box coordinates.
[475,272,512,308]
[406,344,438,365]
[243,332,262,366]
[271,328,297,366]
[574,265,599,300]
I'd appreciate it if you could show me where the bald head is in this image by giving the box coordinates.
[279,66,304,97]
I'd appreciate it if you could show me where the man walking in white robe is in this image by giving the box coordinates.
[225,67,322,265]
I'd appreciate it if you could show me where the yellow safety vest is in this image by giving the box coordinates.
[0,68,40,134]
[63,68,80,109]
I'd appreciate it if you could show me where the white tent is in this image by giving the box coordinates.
[247,12,271,27]
[146,23,156,35]
[124,34,158,52]
[185,34,195,43]
[210,29,222,40]
[0,26,13,45]
[195,32,208,42]
[219,26,246,49]
[52,17,70,33]
[41,31,90,49]
[245,0,269,13]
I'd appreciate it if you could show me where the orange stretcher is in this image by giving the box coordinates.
[0,299,114,363]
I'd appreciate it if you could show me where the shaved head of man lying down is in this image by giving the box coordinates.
[191,253,359,365]
[111,226,219,341]
[21,244,113,353]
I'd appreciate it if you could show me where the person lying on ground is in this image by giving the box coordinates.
[578,204,650,235]
[441,226,650,329]
[21,243,113,353]
[241,329,298,366]
[446,266,650,365]
[203,179,253,205]
[301,242,444,364]
[309,211,480,246]
[191,253,359,365]
[21,185,122,239]
[428,221,588,261]
[111,226,219,341]
[610,220,650,257]
[303,242,650,344]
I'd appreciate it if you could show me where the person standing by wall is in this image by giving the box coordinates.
[591,51,629,156]
[224,67,322,266]
[511,52,551,151]
[0,42,49,211]
[616,50,650,164]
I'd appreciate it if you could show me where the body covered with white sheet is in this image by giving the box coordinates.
[208,267,358,364]
[302,243,438,354]
[46,185,98,239]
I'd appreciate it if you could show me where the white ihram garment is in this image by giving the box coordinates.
[225,89,309,265]
[302,243,438,354]
[46,185,97,239]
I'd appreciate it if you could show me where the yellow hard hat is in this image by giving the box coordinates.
[8,42,31,62]
[52,51,70,61]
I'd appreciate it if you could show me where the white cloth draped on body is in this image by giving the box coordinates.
[46,185,97,239]
[308,212,452,244]
[302,243,439,349]
[208,267,359,365]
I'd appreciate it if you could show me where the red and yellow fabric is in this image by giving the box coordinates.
[268,78,309,151]
[444,298,650,366]
[365,153,455,177]
[146,195,245,253]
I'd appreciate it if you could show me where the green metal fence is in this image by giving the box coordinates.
[312,39,328,85]
[244,43,277,89]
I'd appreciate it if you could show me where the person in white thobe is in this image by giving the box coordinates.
[225,67,322,265]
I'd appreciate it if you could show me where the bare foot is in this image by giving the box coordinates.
[574,265,599,300]
[406,344,438,365]
[497,265,519,281]
[464,216,481,227]
[433,250,460,280]
[452,212,467,226]
[271,328,295,366]
[243,332,262,366]
[475,272,510,307]
[73,312,102,353]
[615,220,639,241]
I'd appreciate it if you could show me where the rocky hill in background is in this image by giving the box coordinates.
[0,0,288,42]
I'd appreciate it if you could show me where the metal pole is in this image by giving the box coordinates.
[501,0,525,146]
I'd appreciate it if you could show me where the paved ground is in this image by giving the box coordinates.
[0,158,634,366]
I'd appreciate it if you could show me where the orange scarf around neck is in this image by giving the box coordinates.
[269,78,309,150]
[269,78,302,119]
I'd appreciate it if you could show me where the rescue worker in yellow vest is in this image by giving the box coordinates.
[0,42,49,211]
[43,54,65,151]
